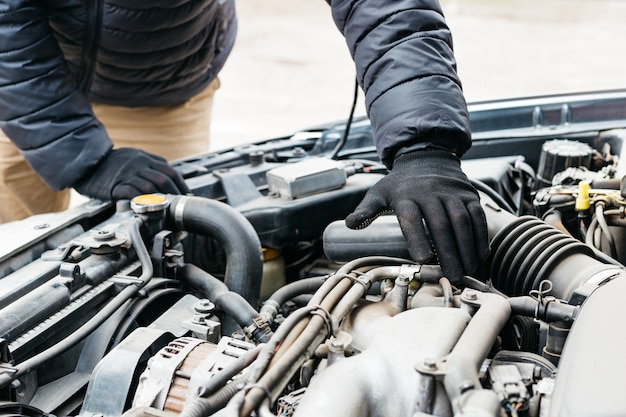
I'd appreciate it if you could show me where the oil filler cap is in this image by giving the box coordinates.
[131,193,170,214]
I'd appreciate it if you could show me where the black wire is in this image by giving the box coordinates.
[329,77,360,160]
[470,178,516,214]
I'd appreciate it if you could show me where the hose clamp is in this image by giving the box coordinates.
[174,196,188,231]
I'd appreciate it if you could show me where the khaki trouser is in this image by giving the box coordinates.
[0,78,219,223]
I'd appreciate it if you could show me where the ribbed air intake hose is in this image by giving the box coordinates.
[488,215,595,295]
[480,193,624,301]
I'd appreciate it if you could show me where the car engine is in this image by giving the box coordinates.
[1,90,626,417]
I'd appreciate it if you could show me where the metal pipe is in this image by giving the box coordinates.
[444,292,511,415]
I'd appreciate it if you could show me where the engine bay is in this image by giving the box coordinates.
[1,90,626,417]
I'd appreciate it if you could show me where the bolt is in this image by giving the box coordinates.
[249,150,265,166]
[292,147,306,156]
[329,339,344,353]
[92,229,115,241]
[194,300,215,314]
[423,357,438,370]
[464,290,478,301]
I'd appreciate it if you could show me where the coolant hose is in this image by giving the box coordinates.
[179,263,269,342]
[167,195,263,305]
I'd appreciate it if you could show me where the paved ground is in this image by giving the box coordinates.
[210,0,626,150]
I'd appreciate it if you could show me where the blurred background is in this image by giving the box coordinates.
[210,0,626,150]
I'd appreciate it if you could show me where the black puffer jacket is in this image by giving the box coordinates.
[0,0,236,190]
[330,0,471,168]
[0,0,469,191]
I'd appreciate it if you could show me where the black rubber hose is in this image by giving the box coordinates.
[508,296,578,324]
[179,263,267,342]
[259,277,325,322]
[167,195,263,306]
[544,208,623,268]
[269,277,325,307]
[470,178,515,214]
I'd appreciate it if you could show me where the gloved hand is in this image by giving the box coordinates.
[345,149,489,283]
[74,148,189,201]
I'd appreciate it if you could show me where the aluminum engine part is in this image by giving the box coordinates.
[293,307,470,417]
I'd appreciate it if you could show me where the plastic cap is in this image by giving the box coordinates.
[131,193,169,214]
[575,181,590,211]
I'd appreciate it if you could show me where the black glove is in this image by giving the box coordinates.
[345,149,489,283]
[74,148,190,201]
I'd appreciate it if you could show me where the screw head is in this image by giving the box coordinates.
[194,300,215,314]
[92,229,115,241]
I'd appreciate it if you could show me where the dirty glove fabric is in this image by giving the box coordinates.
[345,150,489,283]
[74,148,189,201]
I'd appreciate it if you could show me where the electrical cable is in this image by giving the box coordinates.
[329,77,359,160]
[470,178,516,213]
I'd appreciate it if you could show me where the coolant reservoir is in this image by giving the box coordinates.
[261,247,286,299]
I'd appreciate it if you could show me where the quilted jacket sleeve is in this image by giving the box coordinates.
[328,0,471,168]
[0,0,112,190]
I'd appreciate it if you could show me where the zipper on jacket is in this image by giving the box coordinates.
[78,0,104,94]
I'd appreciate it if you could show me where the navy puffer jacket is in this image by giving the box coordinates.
[0,0,236,190]
[0,0,469,191]
[330,0,471,168]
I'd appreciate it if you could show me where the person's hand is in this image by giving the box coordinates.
[74,148,189,201]
[345,149,489,283]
